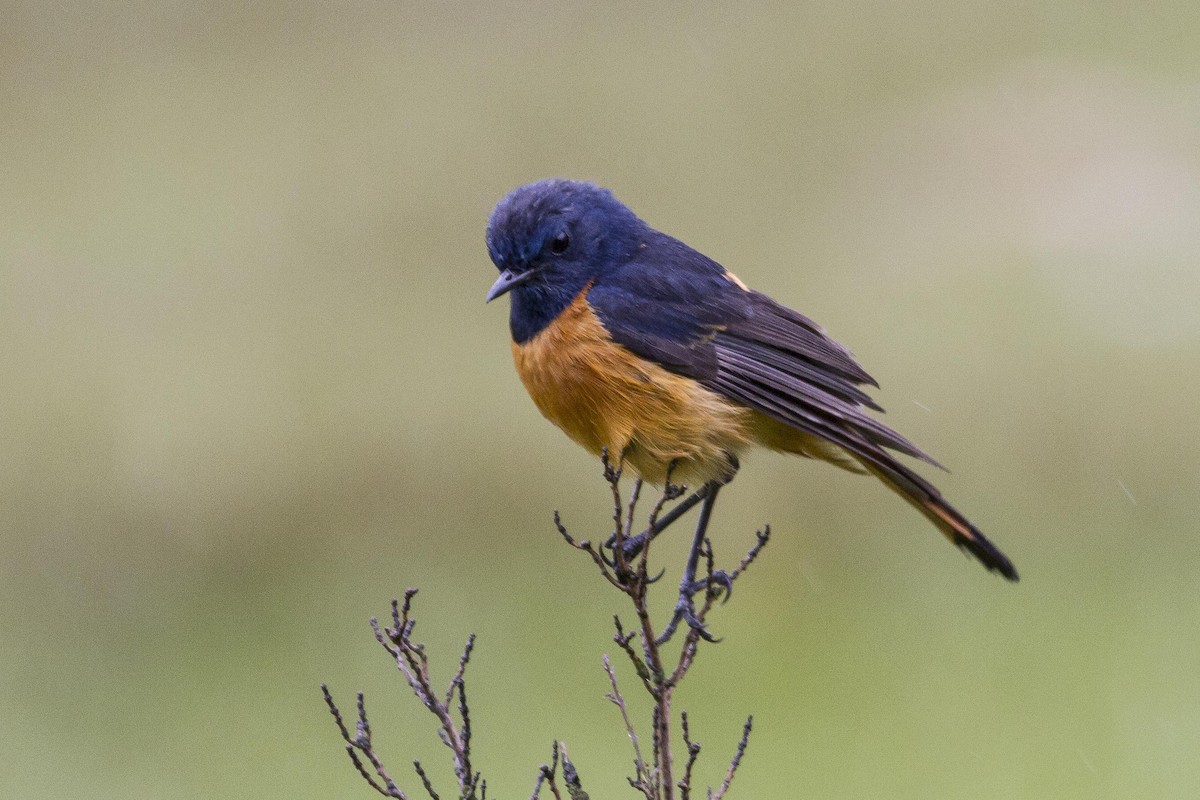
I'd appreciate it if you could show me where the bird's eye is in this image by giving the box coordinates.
[549,232,570,254]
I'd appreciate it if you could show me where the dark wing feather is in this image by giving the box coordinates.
[716,334,882,410]
[590,260,934,466]
[587,241,1017,581]
[708,292,1016,580]
[587,233,751,379]
[714,292,938,466]
[730,296,878,387]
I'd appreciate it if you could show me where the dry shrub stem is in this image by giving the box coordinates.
[324,448,767,799]
[322,589,483,800]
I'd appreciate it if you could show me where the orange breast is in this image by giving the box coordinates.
[511,288,753,485]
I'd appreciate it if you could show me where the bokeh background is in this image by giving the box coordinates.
[3,3,1199,798]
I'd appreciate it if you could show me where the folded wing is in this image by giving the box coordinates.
[709,292,1017,581]
[590,263,1017,581]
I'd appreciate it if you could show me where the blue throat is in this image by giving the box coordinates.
[509,278,586,344]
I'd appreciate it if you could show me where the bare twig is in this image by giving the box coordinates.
[651,704,666,797]
[625,478,644,540]
[555,511,622,589]
[326,453,769,800]
[560,744,589,800]
[324,591,483,800]
[321,685,408,798]
[553,459,767,800]
[729,527,771,583]
[602,448,627,544]
[677,712,702,800]
[413,762,439,800]
[604,656,651,797]
[531,743,564,800]
[648,463,684,530]
[612,616,653,691]
[709,717,753,800]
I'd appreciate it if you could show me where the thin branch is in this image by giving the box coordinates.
[602,448,627,543]
[624,478,644,540]
[326,449,769,800]
[612,616,654,692]
[560,744,589,800]
[709,717,753,800]
[651,704,665,799]
[324,591,484,800]
[322,682,353,742]
[670,527,771,689]
[677,712,702,800]
[445,633,476,708]
[451,635,477,759]
[413,762,440,800]
[555,511,623,589]
[531,743,564,800]
[647,463,684,530]
[348,747,398,798]
[728,526,771,584]
[321,685,408,798]
[604,655,651,796]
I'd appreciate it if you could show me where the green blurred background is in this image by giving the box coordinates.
[3,3,1199,797]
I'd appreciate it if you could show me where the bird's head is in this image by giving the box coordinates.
[485,179,645,341]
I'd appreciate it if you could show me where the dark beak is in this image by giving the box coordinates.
[485,268,536,302]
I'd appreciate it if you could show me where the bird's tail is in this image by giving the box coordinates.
[859,455,1018,581]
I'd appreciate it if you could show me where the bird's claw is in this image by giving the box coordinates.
[657,588,720,645]
[599,547,617,569]
[662,482,687,501]
[620,532,647,561]
[603,530,649,562]
[600,538,665,583]
[688,570,734,604]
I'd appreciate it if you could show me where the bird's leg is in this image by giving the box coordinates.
[656,482,723,644]
[613,482,712,560]
[616,456,740,561]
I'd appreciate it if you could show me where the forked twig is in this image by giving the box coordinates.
[326,453,768,800]
[552,457,765,800]
[323,590,483,800]
[677,712,702,800]
[531,742,564,800]
[321,686,407,798]
[604,656,652,798]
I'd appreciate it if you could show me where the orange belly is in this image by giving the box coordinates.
[512,289,753,485]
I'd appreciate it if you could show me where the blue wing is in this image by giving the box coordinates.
[586,232,1019,581]
[587,231,930,464]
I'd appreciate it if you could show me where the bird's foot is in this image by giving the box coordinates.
[689,569,734,604]
[656,584,721,645]
[600,537,666,582]
[599,532,641,567]
[616,531,647,561]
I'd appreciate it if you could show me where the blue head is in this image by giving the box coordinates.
[486,179,647,343]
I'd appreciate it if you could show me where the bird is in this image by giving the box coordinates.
[484,179,1018,615]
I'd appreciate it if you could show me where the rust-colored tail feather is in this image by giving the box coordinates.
[860,457,1018,581]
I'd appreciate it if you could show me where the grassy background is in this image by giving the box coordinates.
[3,3,1199,797]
